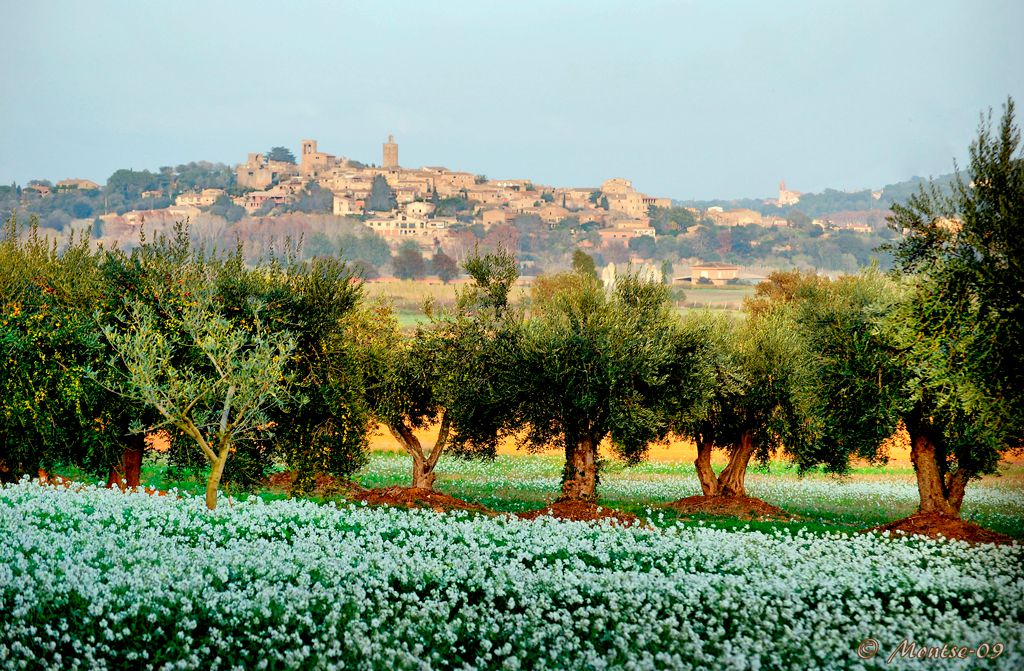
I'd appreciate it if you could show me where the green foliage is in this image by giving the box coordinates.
[784,272,905,474]
[627,235,657,258]
[392,240,426,280]
[780,260,1013,495]
[648,206,697,236]
[515,273,707,467]
[208,195,246,223]
[458,246,519,315]
[887,98,1024,448]
[431,249,459,283]
[571,249,597,278]
[267,146,297,164]
[357,248,522,482]
[285,183,334,214]
[435,196,472,216]
[366,175,397,212]
[744,269,828,318]
[246,257,371,493]
[303,232,336,259]
[0,216,136,480]
[676,308,810,464]
[173,162,234,192]
[99,224,371,495]
[105,169,164,201]
[332,232,391,274]
[660,260,674,285]
[101,257,296,508]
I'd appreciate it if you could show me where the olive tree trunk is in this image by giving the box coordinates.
[693,432,755,498]
[716,431,755,497]
[694,438,719,496]
[390,413,450,491]
[176,409,234,511]
[106,434,145,490]
[411,452,437,490]
[561,435,598,502]
[908,429,967,517]
[205,443,231,511]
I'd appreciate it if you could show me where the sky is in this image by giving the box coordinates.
[1,0,1022,200]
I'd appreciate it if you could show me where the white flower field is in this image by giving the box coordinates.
[1,479,1022,671]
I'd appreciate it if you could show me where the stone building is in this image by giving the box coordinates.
[383,134,399,168]
[363,212,455,240]
[300,140,336,178]
[600,178,671,217]
[56,178,101,191]
[708,208,764,227]
[537,204,570,225]
[236,153,298,190]
[775,180,802,206]
[175,188,226,208]
[480,208,511,227]
[332,194,363,216]
[689,262,740,286]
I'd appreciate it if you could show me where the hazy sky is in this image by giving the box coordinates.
[2,0,1022,199]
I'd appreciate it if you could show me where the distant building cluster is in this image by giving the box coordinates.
[25,136,886,261]
[228,135,674,251]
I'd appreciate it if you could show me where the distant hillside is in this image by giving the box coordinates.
[678,172,961,219]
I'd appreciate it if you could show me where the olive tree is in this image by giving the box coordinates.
[782,272,904,475]
[884,98,1024,516]
[786,267,1016,519]
[675,308,810,498]
[356,248,520,490]
[216,254,372,494]
[0,216,135,483]
[103,276,295,510]
[513,272,706,502]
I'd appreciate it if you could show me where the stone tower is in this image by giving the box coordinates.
[383,134,398,169]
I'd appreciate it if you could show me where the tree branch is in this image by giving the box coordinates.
[427,411,451,469]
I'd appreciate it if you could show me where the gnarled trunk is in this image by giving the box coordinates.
[908,429,963,518]
[945,469,969,514]
[390,414,450,491]
[411,454,437,490]
[716,431,754,498]
[561,435,598,502]
[694,438,719,496]
[107,434,145,490]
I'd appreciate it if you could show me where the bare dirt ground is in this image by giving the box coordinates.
[663,495,795,521]
[869,513,1016,545]
[515,500,641,526]
[353,486,495,514]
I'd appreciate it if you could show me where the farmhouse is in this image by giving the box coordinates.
[689,262,741,286]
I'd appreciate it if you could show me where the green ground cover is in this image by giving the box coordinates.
[63,451,1024,539]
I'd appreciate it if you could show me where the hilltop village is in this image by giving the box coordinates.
[233,136,676,245]
[3,135,908,280]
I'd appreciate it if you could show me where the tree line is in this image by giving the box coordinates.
[1,101,1020,524]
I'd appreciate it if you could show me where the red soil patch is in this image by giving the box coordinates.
[869,513,1017,545]
[265,471,368,498]
[353,486,494,514]
[37,470,170,497]
[664,495,795,521]
[516,500,641,526]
